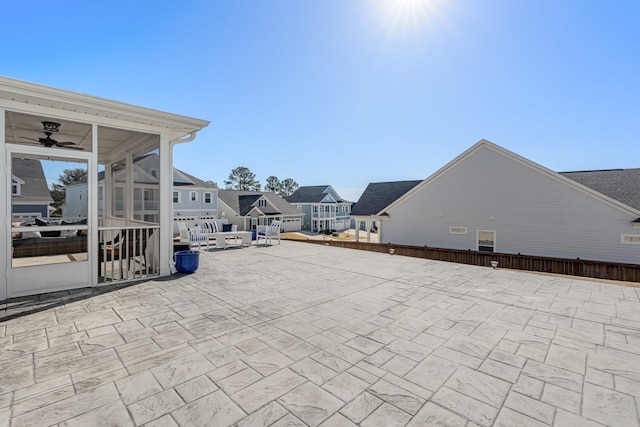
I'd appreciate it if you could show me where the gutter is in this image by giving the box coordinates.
[172,131,197,145]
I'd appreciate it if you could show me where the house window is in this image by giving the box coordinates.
[150,168,158,178]
[173,191,180,203]
[478,230,495,252]
[258,199,266,207]
[11,177,22,196]
[190,191,197,202]
[621,235,640,244]
[450,227,467,234]
[313,206,318,213]
[204,192,212,203]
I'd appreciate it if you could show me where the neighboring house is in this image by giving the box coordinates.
[11,158,54,220]
[218,190,303,232]
[350,180,422,242]
[65,153,218,233]
[372,139,640,264]
[286,185,352,232]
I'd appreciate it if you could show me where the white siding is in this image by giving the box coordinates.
[383,145,640,264]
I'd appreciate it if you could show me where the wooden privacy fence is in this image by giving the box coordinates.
[300,239,640,283]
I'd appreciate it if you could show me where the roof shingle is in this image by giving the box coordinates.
[560,168,640,211]
[351,180,422,216]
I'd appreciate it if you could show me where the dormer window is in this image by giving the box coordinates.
[258,198,266,207]
[11,177,24,197]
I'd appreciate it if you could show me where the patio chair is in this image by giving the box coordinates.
[178,222,209,250]
[256,221,282,246]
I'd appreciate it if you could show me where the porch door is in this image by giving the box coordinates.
[6,148,92,298]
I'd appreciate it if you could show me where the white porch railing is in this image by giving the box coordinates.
[98,223,160,283]
[313,212,337,219]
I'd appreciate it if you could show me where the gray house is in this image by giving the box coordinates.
[373,140,640,264]
[65,153,218,234]
[218,190,304,232]
[350,180,422,242]
[286,185,351,232]
[11,158,54,220]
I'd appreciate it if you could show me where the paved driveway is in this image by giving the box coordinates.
[1,241,640,426]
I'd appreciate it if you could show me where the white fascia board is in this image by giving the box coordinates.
[383,139,640,218]
[0,76,210,136]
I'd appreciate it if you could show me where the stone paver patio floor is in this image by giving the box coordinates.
[2,241,640,426]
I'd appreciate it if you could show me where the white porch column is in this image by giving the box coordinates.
[125,151,134,222]
[0,109,6,301]
[366,220,371,242]
[104,161,112,221]
[159,134,173,276]
[355,219,360,242]
[89,124,99,285]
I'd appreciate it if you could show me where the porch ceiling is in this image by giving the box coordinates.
[5,111,157,162]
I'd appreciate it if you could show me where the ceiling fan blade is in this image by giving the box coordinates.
[58,145,85,150]
[54,141,78,146]
[20,137,41,142]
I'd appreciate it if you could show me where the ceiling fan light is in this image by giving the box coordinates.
[42,121,60,133]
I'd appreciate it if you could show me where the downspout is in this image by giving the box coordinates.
[172,131,197,145]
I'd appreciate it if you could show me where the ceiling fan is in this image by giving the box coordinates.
[22,121,84,150]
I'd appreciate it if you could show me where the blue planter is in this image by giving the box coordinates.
[175,250,200,274]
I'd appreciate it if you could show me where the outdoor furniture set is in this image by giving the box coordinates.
[178,220,282,249]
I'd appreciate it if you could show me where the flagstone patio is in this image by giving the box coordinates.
[1,241,640,426]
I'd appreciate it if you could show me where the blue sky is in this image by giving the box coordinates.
[2,0,639,201]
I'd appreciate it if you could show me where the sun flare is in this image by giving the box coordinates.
[373,0,448,40]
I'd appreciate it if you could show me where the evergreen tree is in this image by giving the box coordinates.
[264,176,282,194]
[280,178,299,197]
[224,166,261,191]
[50,168,87,217]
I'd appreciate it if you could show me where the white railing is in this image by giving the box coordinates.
[313,211,337,219]
[133,200,160,210]
[98,224,160,283]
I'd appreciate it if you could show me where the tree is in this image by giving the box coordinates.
[264,176,282,194]
[206,180,218,188]
[50,168,88,217]
[280,178,299,198]
[224,166,261,191]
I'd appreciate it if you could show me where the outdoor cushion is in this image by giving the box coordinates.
[21,230,42,238]
[222,224,233,232]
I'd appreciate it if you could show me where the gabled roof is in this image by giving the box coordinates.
[174,169,216,189]
[385,139,640,217]
[351,180,422,216]
[238,195,262,215]
[12,158,54,203]
[560,169,640,211]
[287,185,344,203]
[73,153,215,189]
[219,190,302,217]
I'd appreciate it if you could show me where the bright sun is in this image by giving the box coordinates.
[373,0,447,40]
